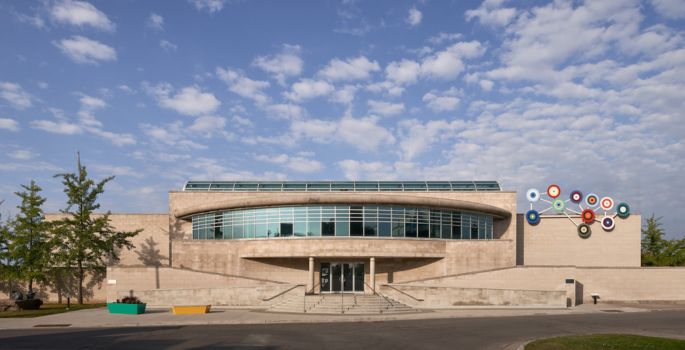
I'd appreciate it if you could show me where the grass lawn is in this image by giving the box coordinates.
[526,334,685,350]
[0,303,106,318]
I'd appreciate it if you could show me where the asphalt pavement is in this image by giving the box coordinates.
[1,309,685,349]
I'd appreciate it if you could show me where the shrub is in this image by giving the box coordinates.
[117,296,144,304]
[16,299,43,310]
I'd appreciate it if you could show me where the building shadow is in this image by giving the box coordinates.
[135,237,168,289]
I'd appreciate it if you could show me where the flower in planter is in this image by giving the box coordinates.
[117,296,144,304]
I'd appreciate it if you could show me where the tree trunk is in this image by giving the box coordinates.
[77,260,84,304]
[28,278,33,294]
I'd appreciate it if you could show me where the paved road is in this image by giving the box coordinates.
[1,310,684,349]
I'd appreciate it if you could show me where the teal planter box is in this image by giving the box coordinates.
[107,303,146,315]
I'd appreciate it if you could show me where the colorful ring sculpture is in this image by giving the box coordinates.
[525,184,630,238]
[616,202,630,219]
[570,190,583,204]
[553,199,565,213]
[578,223,592,238]
[601,217,615,231]
[585,193,599,208]
[526,210,541,225]
[526,188,540,203]
[600,196,614,211]
[547,184,561,198]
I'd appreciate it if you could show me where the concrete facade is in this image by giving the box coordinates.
[22,184,685,308]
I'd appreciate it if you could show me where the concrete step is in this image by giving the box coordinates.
[269,294,419,314]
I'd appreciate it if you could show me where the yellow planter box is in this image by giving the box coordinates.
[172,305,211,315]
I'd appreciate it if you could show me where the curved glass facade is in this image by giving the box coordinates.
[191,205,494,240]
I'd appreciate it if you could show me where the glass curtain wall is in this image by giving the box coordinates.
[192,205,494,241]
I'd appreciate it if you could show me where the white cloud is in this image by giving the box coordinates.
[421,41,486,80]
[140,121,206,150]
[386,59,421,85]
[318,56,380,81]
[337,116,396,151]
[428,32,463,45]
[651,0,685,19]
[261,103,305,120]
[160,40,178,52]
[337,160,399,180]
[147,13,164,30]
[54,36,117,64]
[144,82,221,116]
[30,120,83,135]
[37,81,49,89]
[422,90,460,112]
[252,44,303,85]
[367,100,405,116]
[286,115,395,152]
[255,153,325,173]
[0,118,20,132]
[407,7,422,27]
[15,12,46,29]
[189,0,226,13]
[479,79,494,91]
[366,81,405,97]
[465,0,517,27]
[397,119,462,160]
[330,85,359,105]
[188,115,227,136]
[0,82,32,110]
[8,149,35,160]
[51,0,115,31]
[216,67,271,105]
[284,79,334,102]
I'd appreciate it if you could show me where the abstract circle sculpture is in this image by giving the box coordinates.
[600,197,614,211]
[526,210,541,225]
[586,193,599,208]
[553,199,566,213]
[547,184,561,198]
[578,223,592,238]
[581,209,595,224]
[570,190,583,203]
[526,188,540,203]
[601,217,615,231]
[525,184,631,238]
[616,202,631,219]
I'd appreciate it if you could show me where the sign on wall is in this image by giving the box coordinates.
[525,184,630,239]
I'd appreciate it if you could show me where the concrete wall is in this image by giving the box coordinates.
[106,266,281,303]
[122,284,302,307]
[379,284,567,308]
[518,214,641,267]
[406,266,685,303]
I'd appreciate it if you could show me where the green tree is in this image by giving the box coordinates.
[8,181,52,294]
[641,215,685,266]
[0,200,12,294]
[52,155,140,304]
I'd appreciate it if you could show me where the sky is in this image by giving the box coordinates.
[0,0,684,238]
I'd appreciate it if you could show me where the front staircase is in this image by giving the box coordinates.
[268,293,418,314]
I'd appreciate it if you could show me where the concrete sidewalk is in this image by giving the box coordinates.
[2,302,682,330]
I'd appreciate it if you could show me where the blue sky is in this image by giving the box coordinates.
[1,0,684,238]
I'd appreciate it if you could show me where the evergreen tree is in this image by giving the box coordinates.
[52,154,140,304]
[8,181,51,294]
[641,215,666,266]
[641,215,685,266]
[0,200,12,293]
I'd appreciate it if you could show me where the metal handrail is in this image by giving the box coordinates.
[381,284,424,302]
[262,284,304,301]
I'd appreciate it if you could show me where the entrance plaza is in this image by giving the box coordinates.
[20,181,685,309]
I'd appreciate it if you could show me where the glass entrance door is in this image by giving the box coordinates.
[320,262,364,293]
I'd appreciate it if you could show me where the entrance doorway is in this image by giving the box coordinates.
[320,262,364,293]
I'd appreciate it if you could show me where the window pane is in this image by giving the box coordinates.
[281,223,293,237]
[430,224,441,238]
[392,222,404,237]
[308,221,321,236]
[255,223,267,238]
[268,223,279,237]
[378,222,391,237]
[335,220,349,236]
[364,221,377,236]
[350,222,363,236]
[322,220,335,236]
[294,222,307,237]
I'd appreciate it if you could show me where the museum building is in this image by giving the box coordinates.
[35,180,685,309]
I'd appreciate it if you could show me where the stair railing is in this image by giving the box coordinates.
[365,281,392,314]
